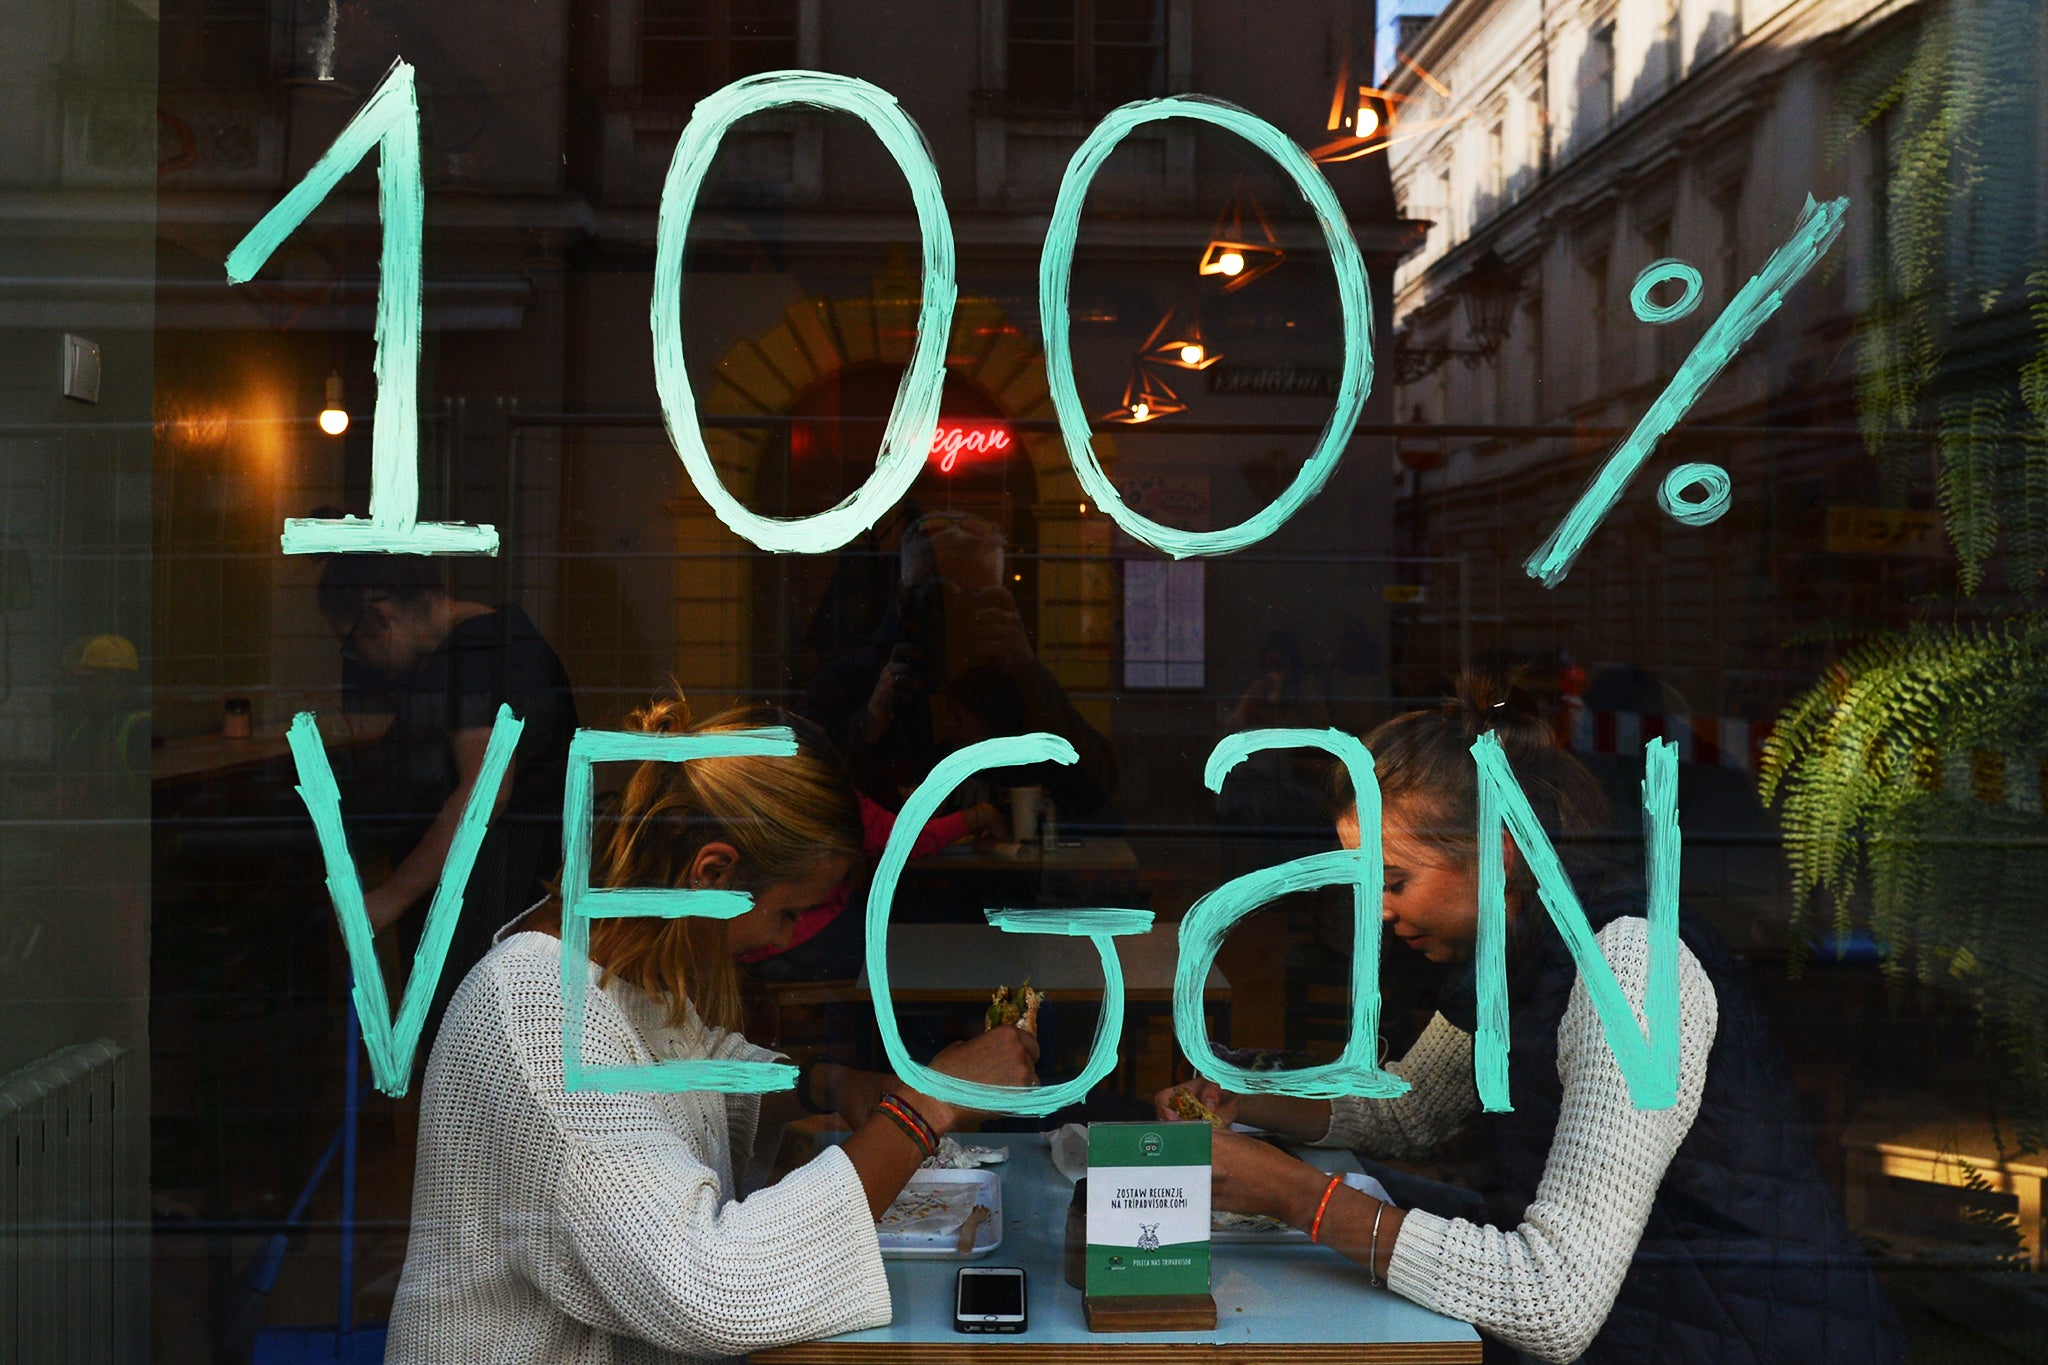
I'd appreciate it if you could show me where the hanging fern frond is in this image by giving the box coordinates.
[1846,2,2048,594]
[1762,617,2048,1127]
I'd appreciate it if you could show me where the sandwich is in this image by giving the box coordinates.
[985,981,1045,1035]
[1169,1088,1228,1128]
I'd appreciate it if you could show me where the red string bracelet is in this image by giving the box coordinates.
[1307,1173,1344,1244]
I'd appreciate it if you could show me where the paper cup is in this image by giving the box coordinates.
[1009,786,1043,843]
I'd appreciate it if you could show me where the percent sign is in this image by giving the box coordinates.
[1523,194,1849,589]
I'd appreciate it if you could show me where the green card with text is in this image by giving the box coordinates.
[1085,1121,1212,1298]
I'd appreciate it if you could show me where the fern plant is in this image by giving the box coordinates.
[1837,0,2048,594]
[1759,617,2048,1143]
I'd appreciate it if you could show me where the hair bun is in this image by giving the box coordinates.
[628,694,695,736]
[1446,670,1547,744]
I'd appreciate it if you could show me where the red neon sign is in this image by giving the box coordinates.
[929,420,1013,473]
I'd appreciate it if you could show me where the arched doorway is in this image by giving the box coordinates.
[749,364,1041,695]
[670,285,1117,737]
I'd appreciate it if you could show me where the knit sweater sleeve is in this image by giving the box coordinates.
[1382,918,1719,1364]
[494,955,894,1357]
[1318,1012,1479,1158]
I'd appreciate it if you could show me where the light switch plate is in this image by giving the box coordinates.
[63,334,101,404]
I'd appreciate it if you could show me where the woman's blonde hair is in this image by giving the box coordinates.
[584,696,862,1031]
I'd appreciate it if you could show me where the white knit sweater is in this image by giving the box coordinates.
[385,931,892,1364]
[1323,917,1720,1364]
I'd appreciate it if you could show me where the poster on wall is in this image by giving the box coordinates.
[1123,561,1205,689]
[1119,475,1209,689]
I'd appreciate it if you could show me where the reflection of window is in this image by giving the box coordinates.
[1644,218,1678,371]
[1523,291,1544,420]
[1662,2,1683,86]
[1580,21,1615,136]
[1714,183,1743,297]
[1006,0,1165,108]
[641,0,798,101]
[1585,251,1610,396]
[160,0,271,87]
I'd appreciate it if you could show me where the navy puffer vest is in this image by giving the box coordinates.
[1468,890,1906,1364]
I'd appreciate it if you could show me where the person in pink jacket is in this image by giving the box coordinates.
[738,792,1007,966]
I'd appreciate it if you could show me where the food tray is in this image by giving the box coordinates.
[875,1168,1003,1259]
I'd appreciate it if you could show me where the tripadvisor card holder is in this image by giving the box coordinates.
[1083,1121,1217,1331]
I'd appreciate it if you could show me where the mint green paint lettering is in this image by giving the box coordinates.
[1629,259,1704,323]
[1176,729,1405,1098]
[226,58,498,557]
[652,72,954,554]
[1039,98,1372,558]
[558,726,801,1095]
[1523,195,1847,587]
[1470,734,1682,1112]
[1657,461,1732,526]
[867,735,1150,1115]
[986,907,1156,937]
[288,705,522,1096]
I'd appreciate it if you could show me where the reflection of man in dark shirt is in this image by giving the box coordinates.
[318,555,577,1051]
[796,513,1115,820]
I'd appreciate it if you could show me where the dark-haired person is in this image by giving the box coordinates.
[1159,678,1904,1364]
[388,698,1039,1361]
[317,552,577,1056]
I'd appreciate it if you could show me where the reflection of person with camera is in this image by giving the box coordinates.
[800,512,1115,819]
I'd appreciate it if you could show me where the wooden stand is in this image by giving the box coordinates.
[1083,1293,1218,1332]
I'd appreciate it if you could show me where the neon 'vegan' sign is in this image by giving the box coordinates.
[930,420,1012,473]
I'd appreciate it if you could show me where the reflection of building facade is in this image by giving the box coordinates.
[1380,0,1958,718]
[147,0,1420,813]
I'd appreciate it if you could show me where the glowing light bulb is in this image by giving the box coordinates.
[1131,401,1149,420]
[1355,105,1381,139]
[1179,343,1205,365]
[318,370,348,435]
[1217,251,1245,277]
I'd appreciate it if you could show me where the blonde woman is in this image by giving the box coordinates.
[388,699,1037,1363]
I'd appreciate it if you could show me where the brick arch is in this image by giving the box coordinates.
[671,284,1116,731]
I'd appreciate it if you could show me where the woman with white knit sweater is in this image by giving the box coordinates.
[1161,678,1904,1365]
[387,698,1038,1364]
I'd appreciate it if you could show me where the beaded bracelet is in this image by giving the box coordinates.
[1307,1174,1344,1244]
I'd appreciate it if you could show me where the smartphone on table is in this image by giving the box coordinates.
[953,1265,1027,1333]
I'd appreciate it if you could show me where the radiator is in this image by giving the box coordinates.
[0,1040,128,1365]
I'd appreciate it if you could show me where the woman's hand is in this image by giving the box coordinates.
[909,1025,1041,1133]
[817,1065,889,1130]
[961,801,1010,844]
[1209,1129,1332,1225]
[1153,1079,1241,1129]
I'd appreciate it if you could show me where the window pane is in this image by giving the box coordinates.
[730,0,800,79]
[642,0,715,94]
[1009,0,1078,102]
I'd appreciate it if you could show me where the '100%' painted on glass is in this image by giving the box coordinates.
[229,60,1846,583]
[290,715,1685,1113]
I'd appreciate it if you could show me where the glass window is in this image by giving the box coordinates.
[11,2,2048,1361]
[642,0,799,101]
[1007,0,1163,108]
